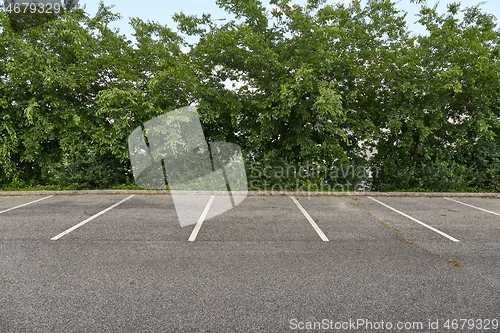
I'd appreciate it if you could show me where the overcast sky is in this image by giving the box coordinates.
[78,0,500,42]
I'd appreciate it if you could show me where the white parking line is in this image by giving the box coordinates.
[188,195,215,242]
[444,197,500,217]
[368,197,460,243]
[0,195,54,215]
[51,195,135,240]
[290,196,329,242]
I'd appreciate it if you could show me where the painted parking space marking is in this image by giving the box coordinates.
[188,195,215,242]
[51,195,135,240]
[444,197,500,217]
[368,197,460,243]
[0,196,54,215]
[290,196,329,242]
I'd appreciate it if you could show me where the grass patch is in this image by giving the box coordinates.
[448,259,463,268]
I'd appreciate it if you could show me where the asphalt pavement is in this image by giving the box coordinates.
[0,192,499,332]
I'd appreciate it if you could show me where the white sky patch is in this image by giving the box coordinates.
[265,4,281,14]
[211,65,257,92]
[223,78,246,90]
[222,77,259,93]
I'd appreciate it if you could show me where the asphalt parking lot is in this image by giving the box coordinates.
[0,192,499,332]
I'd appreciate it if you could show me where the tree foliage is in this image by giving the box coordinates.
[1,0,499,191]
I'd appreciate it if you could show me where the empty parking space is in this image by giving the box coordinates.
[0,195,133,240]
[291,196,397,242]
[359,196,500,290]
[366,197,499,242]
[358,197,461,243]
[191,196,329,241]
[368,196,460,242]
[290,196,329,241]
[0,195,53,213]
[445,197,500,217]
[51,195,135,240]
[54,195,195,241]
[448,197,500,213]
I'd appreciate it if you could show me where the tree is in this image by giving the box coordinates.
[371,2,500,191]
[174,0,411,190]
[0,2,137,187]
[1,0,499,192]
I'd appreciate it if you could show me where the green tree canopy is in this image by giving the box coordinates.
[1,0,499,191]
